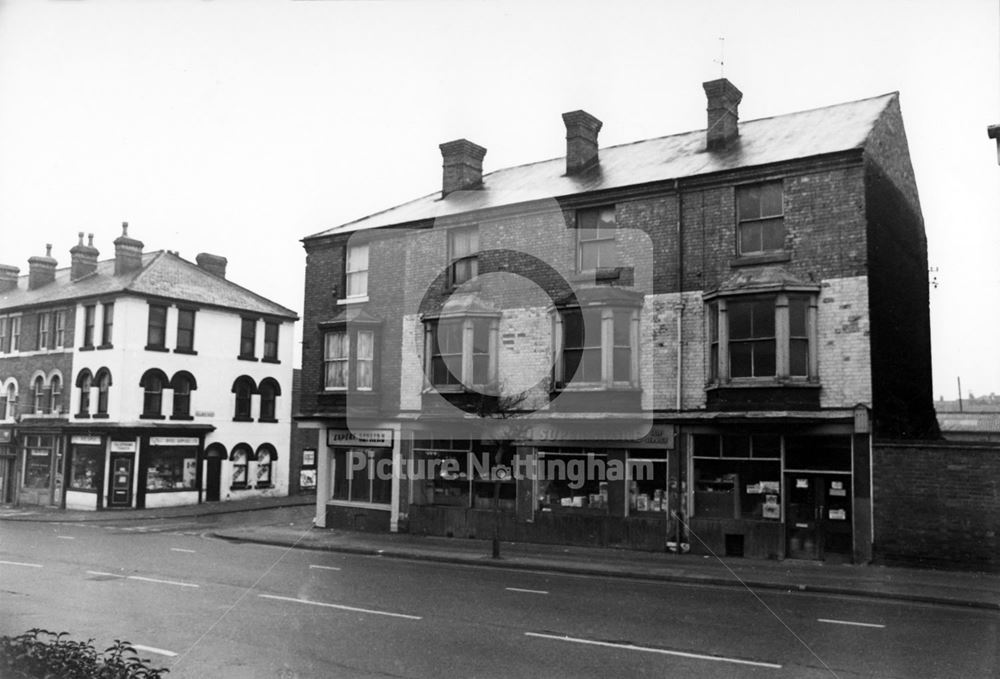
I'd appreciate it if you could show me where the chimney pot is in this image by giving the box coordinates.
[562,110,603,175]
[196,252,228,279]
[28,245,58,290]
[0,264,20,293]
[703,78,743,151]
[113,223,144,276]
[70,231,101,281]
[439,139,487,197]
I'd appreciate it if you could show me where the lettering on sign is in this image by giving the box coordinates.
[194,411,214,417]
[71,436,102,445]
[150,437,199,447]
[110,441,137,453]
[328,429,393,448]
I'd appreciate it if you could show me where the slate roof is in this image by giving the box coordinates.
[308,92,898,239]
[0,250,298,319]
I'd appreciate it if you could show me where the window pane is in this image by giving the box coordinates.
[730,342,752,377]
[581,347,602,382]
[729,302,752,339]
[580,242,599,271]
[357,358,373,390]
[752,300,775,337]
[583,309,602,348]
[371,449,392,504]
[357,331,374,359]
[472,355,489,385]
[753,339,776,376]
[790,339,809,376]
[760,218,785,251]
[613,348,630,381]
[739,222,761,254]
[760,183,783,217]
[789,298,808,337]
[753,435,782,458]
[693,434,721,457]
[347,244,368,273]
[349,451,370,502]
[613,311,630,346]
[738,185,760,220]
[438,321,462,353]
[472,319,489,354]
[347,270,368,297]
[332,450,349,500]
[563,311,583,349]
[722,435,750,458]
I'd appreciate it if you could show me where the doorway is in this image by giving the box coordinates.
[205,457,221,501]
[108,454,134,508]
[785,474,852,561]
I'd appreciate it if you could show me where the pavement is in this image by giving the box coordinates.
[3,495,998,612]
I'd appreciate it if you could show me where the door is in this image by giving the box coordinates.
[785,474,853,561]
[205,457,221,502]
[108,454,134,508]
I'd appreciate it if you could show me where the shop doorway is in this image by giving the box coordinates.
[205,458,221,501]
[785,474,852,561]
[108,454,134,508]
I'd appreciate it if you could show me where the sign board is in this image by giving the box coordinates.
[150,437,199,447]
[302,448,316,467]
[194,411,214,417]
[300,469,317,489]
[110,441,137,453]
[71,435,102,445]
[0,429,11,444]
[328,429,393,448]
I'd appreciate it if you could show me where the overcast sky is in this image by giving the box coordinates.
[0,0,997,400]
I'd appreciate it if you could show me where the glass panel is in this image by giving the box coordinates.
[70,447,101,490]
[613,311,631,347]
[145,448,197,491]
[613,348,630,382]
[738,185,760,220]
[730,343,752,377]
[790,339,809,376]
[349,450,370,502]
[331,450,349,500]
[580,242,599,270]
[753,339,776,376]
[760,218,785,251]
[346,244,368,273]
[739,222,761,254]
[752,435,782,458]
[722,435,750,458]
[729,301,752,339]
[760,183,783,217]
[371,449,392,504]
[752,299,775,337]
[784,436,852,471]
[692,434,721,457]
[347,270,368,297]
[789,298,808,337]
[581,348,602,382]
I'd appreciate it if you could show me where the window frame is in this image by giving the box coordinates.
[424,315,497,391]
[76,370,92,417]
[95,369,111,417]
[146,304,168,351]
[232,376,256,421]
[100,302,114,348]
[175,307,196,353]
[231,446,251,489]
[345,243,369,300]
[576,206,618,273]
[448,226,479,287]
[263,321,279,362]
[170,372,195,420]
[32,375,45,414]
[258,378,280,422]
[736,181,785,256]
[255,445,275,488]
[49,375,62,414]
[139,369,166,419]
[239,317,257,359]
[323,327,379,392]
[0,317,7,353]
[54,311,66,348]
[9,315,21,352]
[82,305,96,349]
[36,313,50,350]
[554,305,639,389]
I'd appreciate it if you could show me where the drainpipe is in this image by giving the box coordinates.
[674,179,684,411]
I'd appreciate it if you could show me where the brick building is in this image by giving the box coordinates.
[297,79,937,563]
[0,225,298,510]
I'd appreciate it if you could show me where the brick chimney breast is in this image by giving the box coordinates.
[0,264,20,292]
[439,139,487,197]
[70,231,100,281]
[113,222,144,276]
[562,110,603,175]
[28,244,57,290]
[196,252,228,279]
[703,78,743,151]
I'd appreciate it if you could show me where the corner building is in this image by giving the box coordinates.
[0,226,297,510]
[298,80,937,563]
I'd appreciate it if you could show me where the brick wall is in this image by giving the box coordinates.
[817,276,872,408]
[873,441,1000,571]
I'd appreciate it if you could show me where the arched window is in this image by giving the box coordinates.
[170,371,197,419]
[255,444,276,488]
[139,369,168,419]
[76,369,93,416]
[49,375,62,414]
[32,375,45,414]
[231,376,256,421]
[230,443,252,489]
[95,368,112,417]
[258,378,281,422]
[3,382,17,420]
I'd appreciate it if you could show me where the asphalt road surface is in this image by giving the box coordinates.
[1,507,997,678]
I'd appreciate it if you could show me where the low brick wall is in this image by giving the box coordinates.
[873,441,1000,572]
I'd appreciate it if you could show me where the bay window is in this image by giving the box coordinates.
[425,315,496,390]
[554,303,639,389]
[324,327,377,391]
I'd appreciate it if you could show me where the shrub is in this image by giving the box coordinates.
[0,629,169,678]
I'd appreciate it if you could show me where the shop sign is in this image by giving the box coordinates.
[328,429,393,448]
[639,425,675,448]
[150,437,199,447]
[194,410,214,417]
[110,441,137,453]
[302,449,316,467]
[71,436,102,445]
[828,508,847,521]
[0,429,11,443]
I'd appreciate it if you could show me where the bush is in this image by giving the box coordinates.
[0,629,169,678]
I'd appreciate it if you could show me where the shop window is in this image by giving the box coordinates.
[101,302,114,347]
[537,450,612,513]
[331,448,391,505]
[693,434,781,521]
[784,436,851,472]
[577,206,617,272]
[145,447,197,491]
[70,446,102,491]
[706,294,816,383]
[324,329,377,391]
[32,375,45,414]
[239,318,257,359]
[345,243,369,299]
[425,317,494,389]
[49,375,62,414]
[170,371,196,420]
[628,454,669,516]
[255,444,275,487]
[95,368,111,417]
[176,308,195,353]
[146,304,167,350]
[232,376,256,421]
[82,305,96,349]
[36,313,50,350]
[258,378,280,422]
[139,368,167,419]
[76,369,93,417]
[556,306,637,388]
[413,439,474,507]
[54,311,66,348]
[449,226,479,286]
[737,182,784,255]
[23,435,54,489]
[231,445,251,489]
[263,321,279,362]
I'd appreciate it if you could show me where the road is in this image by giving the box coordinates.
[1,506,997,678]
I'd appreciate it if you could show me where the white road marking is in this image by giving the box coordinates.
[128,575,199,588]
[309,564,342,571]
[818,618,885,629]
[525,632,783,669]
[170,548,196,553]
[0,560,43,569]
[506,587,549,595]
[56,535,75,540]
[258,594,422,620]
[132,644,177,658]
[87,570,126,578]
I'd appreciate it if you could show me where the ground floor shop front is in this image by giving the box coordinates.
[311,412,873,563]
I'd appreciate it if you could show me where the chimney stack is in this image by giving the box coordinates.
[113,222,144,276]
[703,78,743,151]
[196,252,228,279]
[439,139,487,197]
[70,232,100,281]
[27,245,57,290]
[0,264,20,293]
[562,110,603,175]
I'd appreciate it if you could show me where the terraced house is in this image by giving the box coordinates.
[298,79,937,563]
[0,225,297,510]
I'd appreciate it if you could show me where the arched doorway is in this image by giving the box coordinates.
[204,443,227,502]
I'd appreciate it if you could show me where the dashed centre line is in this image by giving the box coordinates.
[258,594,422,620]
[56,535,76,540]
[86,571,199,588]
[309,564,342,571]
[818,618,886,629]
[506,587,549,595]
[525,632,783,669]
[170,548,196,553]
[132,644,177,658]
[0,560,43,569]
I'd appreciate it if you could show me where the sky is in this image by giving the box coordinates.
[0,0,997,400]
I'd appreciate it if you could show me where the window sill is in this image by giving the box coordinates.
[261,357,280,364]
[706,379,819,390]
[79,345,95,352]
[92,413,109,420]
[74,413,91,419]
[145,345,169,353]
[552,384,641,393]
[336,295,369,306]
[232,416,254,423]
[139,414,166,420]
[258,417,278,424]
[237,355,259,362]
[97,343,113,350]
[170,414,194,421]
[230,485,249,491]
[729,251,792,267]
[173,348,197,356]
[254,484,273,490]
